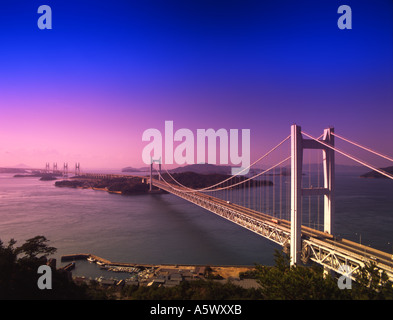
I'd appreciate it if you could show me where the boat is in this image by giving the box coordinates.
[87,256,95,262]
[96,261,105,266]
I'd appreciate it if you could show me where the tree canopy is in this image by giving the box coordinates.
[252,250,393,300]
[0,236,88,299]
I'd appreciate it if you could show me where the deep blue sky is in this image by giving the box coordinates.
[0,1,392,168]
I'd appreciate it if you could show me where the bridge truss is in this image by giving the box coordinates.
[149,124,393,282]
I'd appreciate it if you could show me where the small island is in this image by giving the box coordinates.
[360,166,393,179]
[55,176,150,195]
[121,166,149,173]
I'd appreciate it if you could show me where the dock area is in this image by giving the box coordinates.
[61,253,261,290]
[60,253,256,279]
[61,253,159,268]
[61,253,90,261]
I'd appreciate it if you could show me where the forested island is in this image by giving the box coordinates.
[121,166,149,172]
[54,172,272,196]
[55,176,150,195]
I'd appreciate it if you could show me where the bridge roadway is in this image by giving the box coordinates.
[152,178,393,282]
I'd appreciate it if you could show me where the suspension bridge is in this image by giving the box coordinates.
[146,124,393,282]
[29,124,393,282]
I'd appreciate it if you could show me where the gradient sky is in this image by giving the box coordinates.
[0,0,392,170]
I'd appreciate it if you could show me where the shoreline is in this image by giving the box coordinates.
[60,253,257,280]
[54,177,165,196]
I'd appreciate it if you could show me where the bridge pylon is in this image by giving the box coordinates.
[290,124,335,266]
[149,157,162,191]
[75,162,80,176]
[63,163,68,177]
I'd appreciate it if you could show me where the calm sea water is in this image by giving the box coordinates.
[0,172,392,279]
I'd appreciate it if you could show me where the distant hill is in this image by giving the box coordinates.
[123,164,238,175]
[282,164,365,173]
[360,166,393,179]
[122,163,365,176]
[0,167,28,173]
[169,164,232,175]
[167,164,268,176]
[54,171,271,195]
[121,166,149,172]
[10,163,31,168]
[121,167,141,172]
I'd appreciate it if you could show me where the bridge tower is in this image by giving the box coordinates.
[149,157,162,191]
[63,163,68,177]
[53,163,58,174]
[45,162,50,173]
[290,124,335,266]
[75,163,80,176]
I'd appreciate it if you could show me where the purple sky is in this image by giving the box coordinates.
[0,1,392,171]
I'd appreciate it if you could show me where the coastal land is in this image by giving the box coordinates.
[60,253,260,291]
[54,171,273,196]
[55,175,151,195]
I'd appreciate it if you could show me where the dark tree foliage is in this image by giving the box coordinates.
[55,177,149,195]
[14,236,56,259]
[0,236,90,300]
[256,250,350,299]
[254,250,393,300]
[121,280,263,300]
[351,261,393,300]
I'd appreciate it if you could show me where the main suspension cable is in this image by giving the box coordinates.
[154,156,291,193]
[160,134,290,192]
[331,132,393,163]
[302,131,393,180]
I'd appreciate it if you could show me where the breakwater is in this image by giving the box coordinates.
[60,253,255,276]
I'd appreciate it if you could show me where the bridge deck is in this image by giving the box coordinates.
[152,178,393,281]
